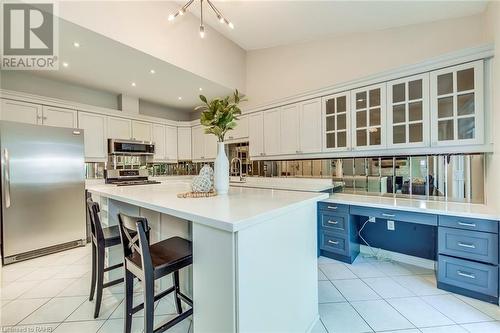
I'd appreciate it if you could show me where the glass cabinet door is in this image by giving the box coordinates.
[430,60,484,146]
[351,84,386,149]
[387,74,429,147]
[322,92,350,151]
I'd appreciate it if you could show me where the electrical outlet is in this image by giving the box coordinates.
[387,220,395,231]
[368,216,376,223]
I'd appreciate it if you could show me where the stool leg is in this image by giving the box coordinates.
[173,271,182,314]
[93,246,105,319]
[143,278,155,333]
[89,242,97,301]
[124,270,134,333]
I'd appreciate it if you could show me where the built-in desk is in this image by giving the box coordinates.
[319,194,500,305]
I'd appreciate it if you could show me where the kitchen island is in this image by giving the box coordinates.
[87,182,328,333]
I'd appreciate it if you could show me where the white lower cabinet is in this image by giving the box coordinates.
[264,108,281,156]
[0,99,41,124]
[42,106,77,128]
[249,112,264,157]
[132,120,152,141]
[152,124,167,161]
[177,127,192,160]
[165,126,178,161]
[78,112,107,161]
[107,117,132,140]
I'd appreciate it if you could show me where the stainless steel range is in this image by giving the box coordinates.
[105,139,160,186]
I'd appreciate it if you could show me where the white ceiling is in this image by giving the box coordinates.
[186,0,489,50]
[26,18,234,112]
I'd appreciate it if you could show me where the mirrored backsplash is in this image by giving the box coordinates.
[85,153,486,204]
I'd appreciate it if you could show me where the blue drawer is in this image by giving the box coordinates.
[438,227,498,265]
[438,255,498,297]
[320,212,347,234]
[319,231,348,256]
[318,202,349,214]
[439,215,499,234]
[350,205,437,226]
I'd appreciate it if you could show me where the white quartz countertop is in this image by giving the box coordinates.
[87,182,328,232]
[229,177,338,192]
[323,193,500,221]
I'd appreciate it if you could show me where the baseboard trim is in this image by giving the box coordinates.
[359,245,436,270]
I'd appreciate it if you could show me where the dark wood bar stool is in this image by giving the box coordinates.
[118,213,193,333]
[87,198,124,318]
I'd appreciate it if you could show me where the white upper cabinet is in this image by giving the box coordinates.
[387,74,430,148]
[204,133,218,160]
[280,104,300,155]
[299,98,322,154]
[322,93,350,152]
[165,126,178,161]
[249,112,264,157]
[192,125,204,160]
[78,112,107,161]
[351,84,386,150]
[430,60,484,146]
[42,106,77,128]
[0,99,41,124]
[227,115,248,142]
[152,124,166,161]
[132,120,152,141]
[264,108,281,156]
[177,127,192,160]
[107,117,132,140]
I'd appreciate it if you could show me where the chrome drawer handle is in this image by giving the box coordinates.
[327,206,337,210]
[328,240,339,245]
[327,220,339,225]
[458,222,476,228]
[382,213,395,218]
[457,242,476,249]
[457,270,476,279]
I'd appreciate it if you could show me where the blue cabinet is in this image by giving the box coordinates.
[438,227,498,265]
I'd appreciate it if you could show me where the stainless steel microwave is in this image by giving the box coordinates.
[108,139,155,155]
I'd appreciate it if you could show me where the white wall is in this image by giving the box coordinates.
[245,14,490,108]
[58,1,246,92]
[485,3,500,208]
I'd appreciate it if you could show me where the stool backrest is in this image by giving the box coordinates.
[118,213,153,273]
[86,198,104,243]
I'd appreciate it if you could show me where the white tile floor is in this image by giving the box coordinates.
[1,246,500,333]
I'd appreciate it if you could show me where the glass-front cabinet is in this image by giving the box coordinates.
[430,60,484,146]
[322,92,351,152]
[351,84,386,150]
[387,74,429,148]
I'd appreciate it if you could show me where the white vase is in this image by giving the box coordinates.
[214,142,229,195]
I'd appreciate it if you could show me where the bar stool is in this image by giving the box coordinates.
[117,213,193,333]
[87,198,124,318]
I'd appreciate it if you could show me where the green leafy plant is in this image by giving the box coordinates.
[196,89,246,142]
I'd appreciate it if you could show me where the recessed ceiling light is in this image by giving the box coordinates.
[150,69,155,74]
[131,82,136,87]
[73,42,80,48]
[178,96,182,100]
[62,62,69,68]
[199,87,203,91]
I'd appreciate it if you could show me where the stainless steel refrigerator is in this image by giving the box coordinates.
[0,121,86,265]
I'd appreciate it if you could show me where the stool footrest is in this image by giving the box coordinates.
[177,291,193,307]
[103,278,124,289]
[154,308,193,333]
[104,262,123,272]
[132,286,176,315]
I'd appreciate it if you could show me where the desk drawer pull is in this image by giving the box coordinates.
[457,270,476,279]
[382,213,395,218]
[328,240,339,245]
[327,206,338,210]
[458,221,477,228]
[327,220,339,225]
[457,242,476,249]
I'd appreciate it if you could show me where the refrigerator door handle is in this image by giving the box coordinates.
[4,148,11,208]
